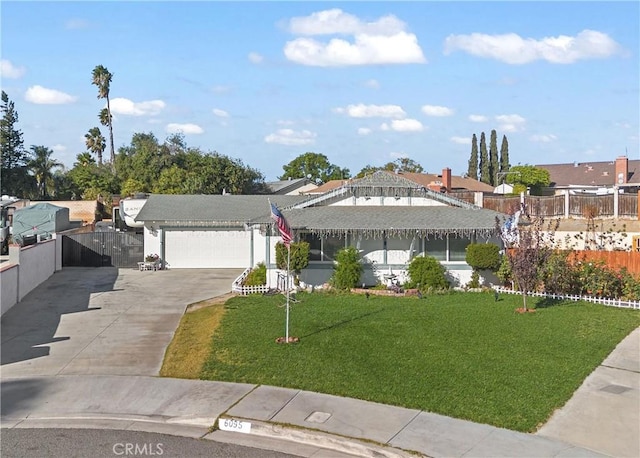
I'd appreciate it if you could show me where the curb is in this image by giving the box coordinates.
[1,414,420,458]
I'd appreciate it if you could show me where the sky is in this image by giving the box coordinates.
[1,1,638,182]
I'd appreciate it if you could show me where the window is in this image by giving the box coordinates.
[449,236,471,261]
[425,237,446,261]
[300,233,322,261]
[323,236,345,261]
[424,235,472,262]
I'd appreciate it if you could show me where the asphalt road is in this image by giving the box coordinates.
[0,428,302,458]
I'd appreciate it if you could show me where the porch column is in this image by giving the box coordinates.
[613,187,619,218]
[564,190,570,218]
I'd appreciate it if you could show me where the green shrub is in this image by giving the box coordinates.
[496,255,512,286]
[329,247,363,291]
[243,262,266,286]
[540,251,580,295]
[275,241,310,273]
[465,243,501,271]
[576,260,623,298]
[406,255,450,291]
[467,270,481,289]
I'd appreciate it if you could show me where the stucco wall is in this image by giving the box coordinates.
[0,237,61,316]
[0,264,18,315]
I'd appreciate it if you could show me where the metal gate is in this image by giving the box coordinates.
[62,232,144,267]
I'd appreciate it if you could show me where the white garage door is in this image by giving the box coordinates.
[165,229,251,268]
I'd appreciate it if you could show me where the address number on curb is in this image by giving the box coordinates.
[219,418,252,434]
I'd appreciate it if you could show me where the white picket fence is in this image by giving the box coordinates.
[493,286,640,310]
[231,267,272,296]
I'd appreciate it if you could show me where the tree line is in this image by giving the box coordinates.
[2,64,550,201]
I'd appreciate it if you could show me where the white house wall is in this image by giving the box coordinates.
[144,226,161,258]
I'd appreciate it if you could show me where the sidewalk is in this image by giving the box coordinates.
[1,268,637,457]
[537,327,640,458]
[0,373,611,458]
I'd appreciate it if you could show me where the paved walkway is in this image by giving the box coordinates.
[1,268,638,457]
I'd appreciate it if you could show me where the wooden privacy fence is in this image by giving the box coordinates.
[509,249,640,274]
[566,250,640,274]
[461,191,638,218]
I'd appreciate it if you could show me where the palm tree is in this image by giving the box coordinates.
[91,65,115,168]
[75,152,96,168]
[85,127,106,164]
[27,145,62,199]
[99,108,111,128]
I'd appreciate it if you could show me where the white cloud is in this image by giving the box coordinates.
[248,52,264,64]
[390,151,408,159]
[530,134,557,143]
[421,105,454,117]
[381,119,424,132]
[450,136,471,145]
[25,85,77,104]
[0,59,26,79]
[277,120,295,126]
[358,127,372,135]
[444,29,622,64]
[334,103,406,119]
[213,108,229,118]
[166,123,204,134]
[110,98,165,116]
[284,9,426,66]
[469,114,488,122]
[496,114,526,132]
[264,129,317,146]
[51,144,67,152]
[288,8,406,36]
[364,79,380,89]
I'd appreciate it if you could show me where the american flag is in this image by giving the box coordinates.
[270,203,293,247]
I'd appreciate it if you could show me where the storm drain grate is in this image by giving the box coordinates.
[305,411,332,423]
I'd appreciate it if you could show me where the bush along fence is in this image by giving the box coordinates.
[493,286,640,310]
[232,267,271,296]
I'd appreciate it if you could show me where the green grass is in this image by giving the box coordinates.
[199,291,640,432]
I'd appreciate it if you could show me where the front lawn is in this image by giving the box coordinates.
[195,291,639,432]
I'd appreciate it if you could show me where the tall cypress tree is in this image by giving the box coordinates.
[489,129,498,186]
[1,91,28,195]
[479,132,490,185]
[499,135,510,184]
[467,134,478,180]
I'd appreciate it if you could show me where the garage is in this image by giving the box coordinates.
[164,228,251,268]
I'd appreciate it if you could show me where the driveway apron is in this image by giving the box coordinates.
[1,267,242,377]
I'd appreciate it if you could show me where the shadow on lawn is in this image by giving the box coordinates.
[532,296,570,309]
[302,308,385,339]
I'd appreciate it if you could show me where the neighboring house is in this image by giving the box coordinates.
[265,177,318,195]
[136,171,505,288]
[302,168,495,195]
[537,156,640,195]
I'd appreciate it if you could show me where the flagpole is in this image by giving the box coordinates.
[286,243,290,342]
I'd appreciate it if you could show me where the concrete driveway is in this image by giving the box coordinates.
[1,267,242,377]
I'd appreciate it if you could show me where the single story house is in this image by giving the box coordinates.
[135,171,505,288]
[265,177,318,195]
[537,156,640,195]
[302,168,495,196]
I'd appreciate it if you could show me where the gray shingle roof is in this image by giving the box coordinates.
[135,194,505,239]
[282,206,504,239]
[265,178,313,194]
[536,160,640,187]
[135,194,308,224]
